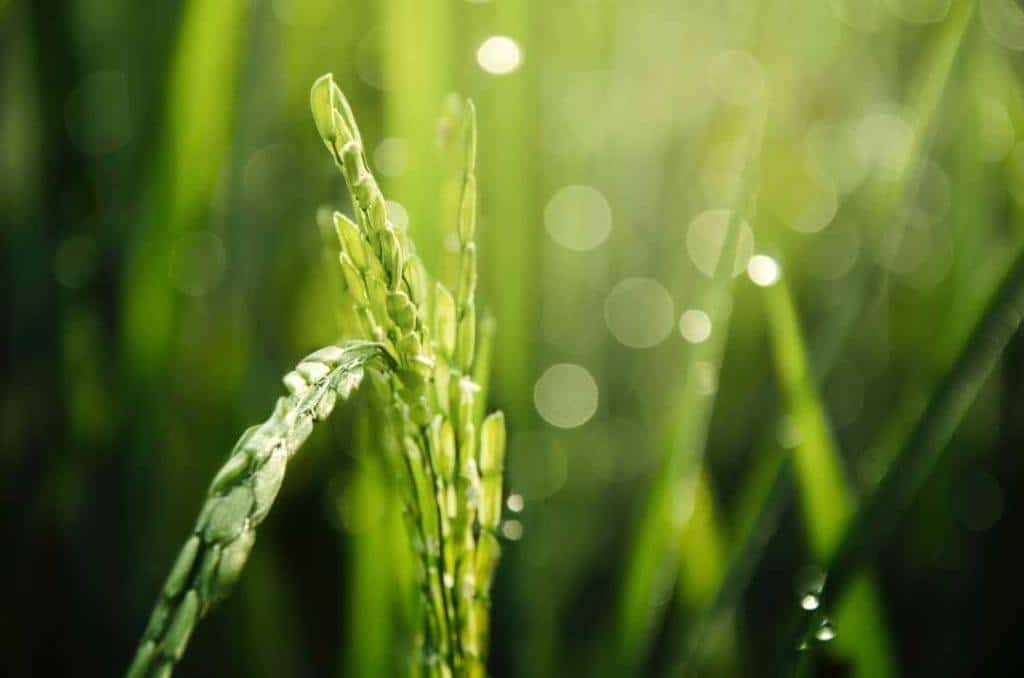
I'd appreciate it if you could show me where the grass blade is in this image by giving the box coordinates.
[824,244,1024,605]
[676,450,793,672]
[123,0,249,376]
[612,110,764,673]
[764,277,894,676]
[475,1,536,420]
[382,0,454,273]
[343,422,407,678]
[678,4,979,669]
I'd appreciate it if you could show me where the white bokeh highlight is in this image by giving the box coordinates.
[747,254,781,287]
[604,278,675,348]
[544,185,612,251]
[679,309,712,344]
[477,36,522,75]
[534,363,599,429]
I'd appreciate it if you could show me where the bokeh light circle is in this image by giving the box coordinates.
[533,364,599,429]
[544,185,612,251]
[747,254,781,287]
[604,278,675,348]
[686,208,754,278]
[477,36,522,75]
[679,309,712,344]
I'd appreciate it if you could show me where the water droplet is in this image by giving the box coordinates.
[815,619,836,642]
[800,593,820,611]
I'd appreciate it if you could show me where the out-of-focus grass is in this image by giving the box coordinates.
[764,277,893,675]
[123,0,248,376]
[613,109,763,673]
[826,243,1024,607]
[343,434,404,678]
[382,0,454,273]
[118,0,253,645]
[476,1,537,421]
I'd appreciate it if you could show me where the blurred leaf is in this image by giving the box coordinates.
[764,277,894,676]
[825,242,1024,607]
[123,0,248,376]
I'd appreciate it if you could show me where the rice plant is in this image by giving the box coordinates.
[19,1,1024,676]
[126,75,506,678]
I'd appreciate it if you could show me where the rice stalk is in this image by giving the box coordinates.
[126,342,385,677]
[310,74,506,676]
[127,75,508,678]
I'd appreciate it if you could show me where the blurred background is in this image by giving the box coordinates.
[5,0,1024,675]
